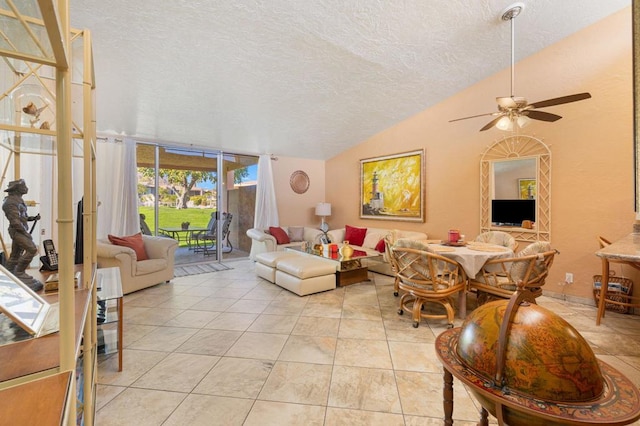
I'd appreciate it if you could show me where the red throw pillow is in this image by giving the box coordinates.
[344,225,367,247]
[108,232,149,260]
[268,226,290,244]
[375,238,386,253]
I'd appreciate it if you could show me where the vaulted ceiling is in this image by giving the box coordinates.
[70,1,630,160]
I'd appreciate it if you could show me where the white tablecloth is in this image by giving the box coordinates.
[427,244,514,277]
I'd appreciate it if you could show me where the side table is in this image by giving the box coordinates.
[96,267,123,371]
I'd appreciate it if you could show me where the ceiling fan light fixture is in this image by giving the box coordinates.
[517,115,531,128]
[496,116,514,131]
[450,1,591,132]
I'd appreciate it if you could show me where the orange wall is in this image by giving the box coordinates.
[323,7,634,303]
[271,155,327,227]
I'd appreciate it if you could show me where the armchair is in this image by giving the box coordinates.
[469,241,558,305]
[97,235,178,294]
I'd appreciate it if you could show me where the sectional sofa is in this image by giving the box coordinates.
[325,225,428,276]
[246,226,324,259]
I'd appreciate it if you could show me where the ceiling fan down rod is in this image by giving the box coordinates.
[510,14,515,97]
[501,2,524,99]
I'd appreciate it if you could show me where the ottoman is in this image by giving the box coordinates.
[255,251,300,283]
[275,256,336,296]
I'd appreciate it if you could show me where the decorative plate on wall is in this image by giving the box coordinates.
[290,170,310,194]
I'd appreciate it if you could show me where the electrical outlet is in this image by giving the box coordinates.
[41,228,45,235]
[565,273,574,284]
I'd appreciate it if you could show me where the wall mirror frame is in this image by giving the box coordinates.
[480,134,551,243]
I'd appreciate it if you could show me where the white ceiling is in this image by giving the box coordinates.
[70,0,630,160]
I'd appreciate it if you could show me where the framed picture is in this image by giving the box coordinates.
[360,149,425,222]
[518,178,536,200]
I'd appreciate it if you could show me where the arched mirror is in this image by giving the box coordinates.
[480,134,551,243]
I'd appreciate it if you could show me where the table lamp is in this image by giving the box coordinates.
[315,202,331,233]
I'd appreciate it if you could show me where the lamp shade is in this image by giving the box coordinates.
[315,202,331,216]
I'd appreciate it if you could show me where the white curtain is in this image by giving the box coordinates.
[250,154,279,258]
[96,137,138,239]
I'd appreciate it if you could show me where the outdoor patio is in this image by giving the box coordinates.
[173,245,249,266]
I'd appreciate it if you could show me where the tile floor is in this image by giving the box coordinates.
[96,259,640,425]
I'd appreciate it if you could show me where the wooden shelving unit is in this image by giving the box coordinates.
[0,1,97,425]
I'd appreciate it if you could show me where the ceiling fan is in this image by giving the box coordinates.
[450,2,591,132]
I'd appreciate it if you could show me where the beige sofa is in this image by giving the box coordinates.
[326,227,428,276]
[97,235,179,294]
[246,226,324,259]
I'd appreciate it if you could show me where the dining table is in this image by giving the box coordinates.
[419,240,515,318]
[158,226,209,249]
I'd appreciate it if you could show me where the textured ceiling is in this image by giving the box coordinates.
[69,1,630,160]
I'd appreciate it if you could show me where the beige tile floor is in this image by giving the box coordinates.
[96,259,640,425]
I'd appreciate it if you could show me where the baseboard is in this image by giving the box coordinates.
[542,289,640,315]
[543,289,595,306]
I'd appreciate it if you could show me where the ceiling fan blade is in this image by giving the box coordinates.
[480,115,505,131]
[526,110,562,122]
[449,112,498,123]
[529,92,591,109]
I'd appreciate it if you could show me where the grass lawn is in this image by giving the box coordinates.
[139,207,216,246]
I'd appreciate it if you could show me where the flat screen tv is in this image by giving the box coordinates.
[491,199,535,226]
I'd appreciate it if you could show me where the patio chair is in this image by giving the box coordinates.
[192,212,217,252]
[139,213,152,236]
[391,245,467,328]
[194,212,233,256]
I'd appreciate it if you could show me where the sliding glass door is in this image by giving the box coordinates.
[136,143,257,264]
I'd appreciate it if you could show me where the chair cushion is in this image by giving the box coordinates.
[394,238,430,251]
[510,241,552,282]
[136,258,168,275]
[475,231,517,251]
[108,232,149,260]
[345,225,367,246]
[269,226,290,244]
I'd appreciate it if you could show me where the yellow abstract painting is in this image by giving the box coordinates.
[360,150,424,221]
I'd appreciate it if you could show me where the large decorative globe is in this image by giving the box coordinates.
[457,300,604,402]
[435,298,640,425]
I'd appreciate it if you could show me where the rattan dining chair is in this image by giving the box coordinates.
[468,241,558,305]
[383,234,402,297]
[390,245,467,328]
[474,230,519,252]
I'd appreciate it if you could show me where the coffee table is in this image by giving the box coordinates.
[286,246,383,286]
